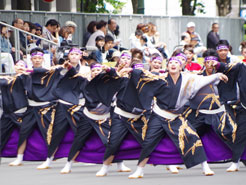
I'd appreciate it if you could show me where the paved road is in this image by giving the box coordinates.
[0,158,246,185]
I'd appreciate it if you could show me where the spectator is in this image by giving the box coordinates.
[0,24,15,73]
[110,50,121,63]
[107,19,117,40]
[183,44,202,71]
[59,26,71,46]
[180,32,191,46]
[65,21,77,42]
[83,21,97,47]
[207,23,220,50]
[190,35,207,57]
[86,20,107,47]
[9,18,26,55]
[129,29,143,49]
[91,35,114,63]
[91,35,105,63]
[240,41,246,63]
[184,22,203,47]
[42,19,59,50]
[108,19,121,48]
[34,23,42,46]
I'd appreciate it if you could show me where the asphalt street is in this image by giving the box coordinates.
[0,158,246,185]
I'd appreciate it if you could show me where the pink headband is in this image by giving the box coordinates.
[69,48,82,54]
[133,63,144,69]
[204,56,218,62]
[120,52,131,58]
[151,56,163,62]
[168,57,182,66]
[31,52,44,57]
[216,45,229,51]
[16,60,28,68]
[90,64,102,69]
[176,53,187,61]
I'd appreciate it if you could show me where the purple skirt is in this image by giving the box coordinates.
[1,127,246,164]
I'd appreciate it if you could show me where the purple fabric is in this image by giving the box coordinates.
[2,128,246,164]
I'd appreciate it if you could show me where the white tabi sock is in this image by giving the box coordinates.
[96,164,109,177]
[60,161,73,174]
[227,161,240,172]
[128,166,144,179]
[117,162,131,172]
[201,161,214,176]
[37,157,54,169]
[9,154,23,166]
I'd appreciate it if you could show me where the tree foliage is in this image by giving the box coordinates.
[78,0,126,14]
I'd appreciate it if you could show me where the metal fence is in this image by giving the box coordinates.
[0,10,244,54]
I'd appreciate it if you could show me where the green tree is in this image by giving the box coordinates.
[78,0,125,14]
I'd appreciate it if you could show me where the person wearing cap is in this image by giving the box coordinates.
[0,23,15,73]
[111,50,121,63]
[127,56,228,178]
[184,22,203,47]
[190,35,207,57]
[65,21,77,42]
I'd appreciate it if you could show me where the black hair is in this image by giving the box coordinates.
[87,21,97,33]
[12,18,22,26]
[108,18,115,25]
[114,24,120,36]
[135,29,143,37]
[29,22,37,31]
[45,19,59,27]
[105,34,114,43]
[96,20,107,30]
[202,49,218,58]
[30,47,44,55]
[171,49,184,57]
[140,35,147,43]
[216,40,230,47]
[95,35,105,42]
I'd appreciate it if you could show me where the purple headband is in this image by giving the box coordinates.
[168,57,182,66]
[204,56,218,62]
[31,52,44,57]
[69,48,82,55]
[90,64,102,69]
[151,56,163,62]
[120,52,131,58]
[216,45,229,51]
[133,63,144,69]
[16,60,28,68]
[176,53,187,61]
